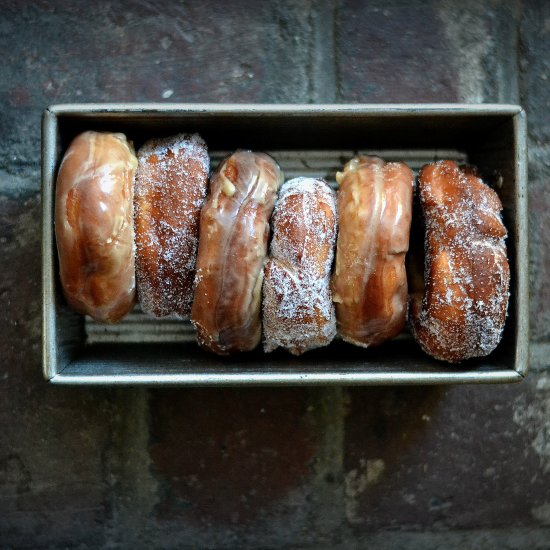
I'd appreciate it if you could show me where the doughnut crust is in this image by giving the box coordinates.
[410,160,510,363]
[191,151,283,355]
[134,133,209,318]
[55,131,137,323]
[331,156,413,347]
[263,178,337,355]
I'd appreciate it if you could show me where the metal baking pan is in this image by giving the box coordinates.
[42,104,528,385]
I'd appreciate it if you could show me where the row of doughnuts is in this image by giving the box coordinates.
[55,131,510,363]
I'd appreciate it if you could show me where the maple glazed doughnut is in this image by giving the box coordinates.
[134,133,209,318]
[55,131,137,323]
[263,178,337,355]
[331,155,414,347]
[410,160,510,363]
[191,151,283,355]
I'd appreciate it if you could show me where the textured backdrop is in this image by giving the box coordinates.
[1,1,549,548]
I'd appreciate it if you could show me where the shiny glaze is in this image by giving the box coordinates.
[191,151,283,354]
[332,156,413,347]
[55,131,137,323]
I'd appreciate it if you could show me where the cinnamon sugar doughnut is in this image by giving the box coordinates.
[191,151,283,355]
[263,178,337,355]
[55,131,137,323]
[331,156,414,347]
[134,133,209,318]
[410,160,510,363]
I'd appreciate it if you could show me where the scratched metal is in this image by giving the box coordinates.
[42,104,528,385]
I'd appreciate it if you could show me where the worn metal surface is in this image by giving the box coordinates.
[42,104,528,386]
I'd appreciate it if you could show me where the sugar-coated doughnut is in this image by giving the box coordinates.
[410,160,510,363]
[263,178,337,355]
[191,151,283,355]
[134,133,209,318]
[332,156,413,347]
[55,131,137,323]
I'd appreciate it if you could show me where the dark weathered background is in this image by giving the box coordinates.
[1,1,549,548]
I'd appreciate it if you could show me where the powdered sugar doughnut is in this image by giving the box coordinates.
[332,156,414,347]
[191,151,283,355]
[134,133,209,318]
[410,160,510,363]
[55,131,137,323]
[263,178,337,355]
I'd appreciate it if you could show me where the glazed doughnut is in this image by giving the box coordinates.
[134,133,209,318]
[263,178,337,355]
[331,156,413,347]
[55,131,137,323]
[410,160,510,363]
[191,151,283,355]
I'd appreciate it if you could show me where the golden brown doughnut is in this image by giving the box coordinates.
[134,133,209,318]
[410,160,510,363]
[331,155,413,347]
[263,177,337,355]
[191,151,283,355]
[55,131,137,323]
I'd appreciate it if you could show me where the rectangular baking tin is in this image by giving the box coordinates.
[42,104,529,385]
